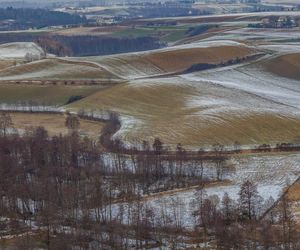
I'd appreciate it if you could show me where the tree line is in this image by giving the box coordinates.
[0,7,86,31]
[0,111,300,249]
[40,35,163,57]
[0,33,163,57]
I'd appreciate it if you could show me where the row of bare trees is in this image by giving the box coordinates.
[0,112,300,249]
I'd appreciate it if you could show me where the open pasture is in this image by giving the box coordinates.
[0,84,102,106]
[8,112,104,139]
[69,59,300,149]
[0,58,119,81]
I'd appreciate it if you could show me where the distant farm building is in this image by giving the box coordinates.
[249,15,297,28]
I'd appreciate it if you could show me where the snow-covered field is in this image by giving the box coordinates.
[226,28,300,41]
[0,58,117,81]
[0,39,253,81]
[73,40,250,80]
[142,11,300,22]
[152,153,300,227]
[76,56,300,148]
[198,26,300,45]
[258,43,300,53]
[0,42,45,59]
[2,10,300,247]
[182,61,300,116]
[95,152,300,229]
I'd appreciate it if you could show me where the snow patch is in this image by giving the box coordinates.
[0,42,45,59]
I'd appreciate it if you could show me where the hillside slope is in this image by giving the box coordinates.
[77,40,255,79]
[0,42,44,59]
[0,58,119,81]
[265,53,300,81]
[69,60,300,149]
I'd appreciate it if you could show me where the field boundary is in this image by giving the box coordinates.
[1,108,300,160]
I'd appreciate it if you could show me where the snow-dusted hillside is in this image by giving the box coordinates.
[0,42,45,59]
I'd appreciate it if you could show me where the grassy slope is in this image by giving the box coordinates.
[145,45,254,72]
[265,53,300,81]
[81,45,255,78]
[278,175,300,222]
[1,44,296,149]
[0,58,118,81]
[0,59,23,70]
[10,112,104,138]
[0,84,103,106]
[69,80,300,148]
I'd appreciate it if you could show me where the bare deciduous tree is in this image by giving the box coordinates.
[238,180,262,220]
[65,114,80,132]
[0,112,13,137]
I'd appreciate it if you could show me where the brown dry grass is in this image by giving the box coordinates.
[282,179,300,222]
[0,58,118,80]
[10,113,104,139]
[265,53,300,81]
[0,84,102,106]
[287,180,300,202]
[81,45,255,78]
[69,80,300,149]
[144,45,254,73]
[83,54,164,78]
[0,59,21,70]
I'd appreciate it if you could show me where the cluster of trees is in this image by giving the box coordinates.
[49,35,163,56]
[248,16,298,29]
[190,185,300,249]
[0,112,204,248]
[252,142,300,153]
[0,111,299,248]
[0,33,41,44]
[184,53,262,74]
[186,24,219,37]
[0,7,86,30]
[0,33,163,56]
[0,33,39,45]
[0,112,12,137]
[0,102,61,112]
[36,37,72,57]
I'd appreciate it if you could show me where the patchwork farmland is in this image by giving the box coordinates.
[1,5,300,249]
